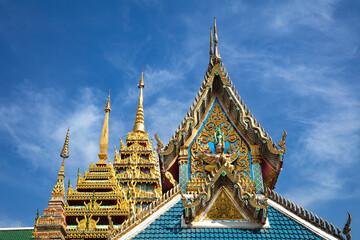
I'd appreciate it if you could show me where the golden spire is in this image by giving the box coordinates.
[132,68,146,133]
[52,128,69,196]
[209,27,213,64]
[213,17,221,64]
[97,91,111,165]
[58,128,69,179]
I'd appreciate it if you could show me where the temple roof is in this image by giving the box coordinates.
[129,202,326,239]
[110,187,347,240]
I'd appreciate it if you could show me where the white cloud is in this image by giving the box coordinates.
[269,0,337,33]
[0,83,123,187]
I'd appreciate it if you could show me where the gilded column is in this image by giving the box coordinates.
[250,145,264,193]
[178,146,189,193]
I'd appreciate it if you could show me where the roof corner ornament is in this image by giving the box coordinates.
[155,132,164,155]
[278,129,287,153]
[343,212,352,240]
[266,129,287,155]
[212,17,222,64]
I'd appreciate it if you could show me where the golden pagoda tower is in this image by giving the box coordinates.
[65,93,129,239]
[114,69,162,215]
[31,128,69,240]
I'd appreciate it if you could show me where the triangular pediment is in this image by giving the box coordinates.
[182,162,268,228]
[202,187,247,221]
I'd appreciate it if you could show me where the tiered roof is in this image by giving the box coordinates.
[65,162,128,239]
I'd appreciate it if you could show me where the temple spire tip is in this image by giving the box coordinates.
[105,89,111,112]
[60,128,70,159]
[97,92,111,164]
[212,17,221,64]
[133,68,146,133]
[138,67,145,88]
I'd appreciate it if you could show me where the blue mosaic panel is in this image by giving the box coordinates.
[179,162,188,193]
[252,162,264,193]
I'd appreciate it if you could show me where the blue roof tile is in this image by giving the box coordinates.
[131,201,325,239]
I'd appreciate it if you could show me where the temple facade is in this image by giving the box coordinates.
[21,19,353,240]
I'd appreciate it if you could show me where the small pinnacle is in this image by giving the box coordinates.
[105,90,111,112]
[60,128,70,159]
[138,67,145,88]
[212,17,222,64]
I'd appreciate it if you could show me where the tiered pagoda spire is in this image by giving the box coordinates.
[114,69,162,216]
[31,129,69,240]
[65,96,128,240]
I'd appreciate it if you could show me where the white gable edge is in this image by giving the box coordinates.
[268,199,339,240]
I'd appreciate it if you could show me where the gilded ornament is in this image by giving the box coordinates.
[165,171,178,187]
[76,214,100,230]
[204,187,245,220]
[190,101,250,185]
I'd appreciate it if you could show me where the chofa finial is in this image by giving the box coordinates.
[212,17,221,64]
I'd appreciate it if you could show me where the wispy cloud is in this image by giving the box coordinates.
[0,83,121,187]
[268,0,337,33]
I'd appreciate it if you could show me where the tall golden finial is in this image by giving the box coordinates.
[213,17,221,64]
[58,128,69,178]
[133,68,146,133]
[209,27,213,64]
[97,91,111,165]
[52,128,69,196]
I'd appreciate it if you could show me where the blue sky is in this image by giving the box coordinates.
[0,0,359,237]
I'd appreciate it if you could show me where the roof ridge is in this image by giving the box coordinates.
[266,188,350,240]
[111,185,181,240]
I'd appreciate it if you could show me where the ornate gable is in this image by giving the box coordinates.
[156,20,287,195]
